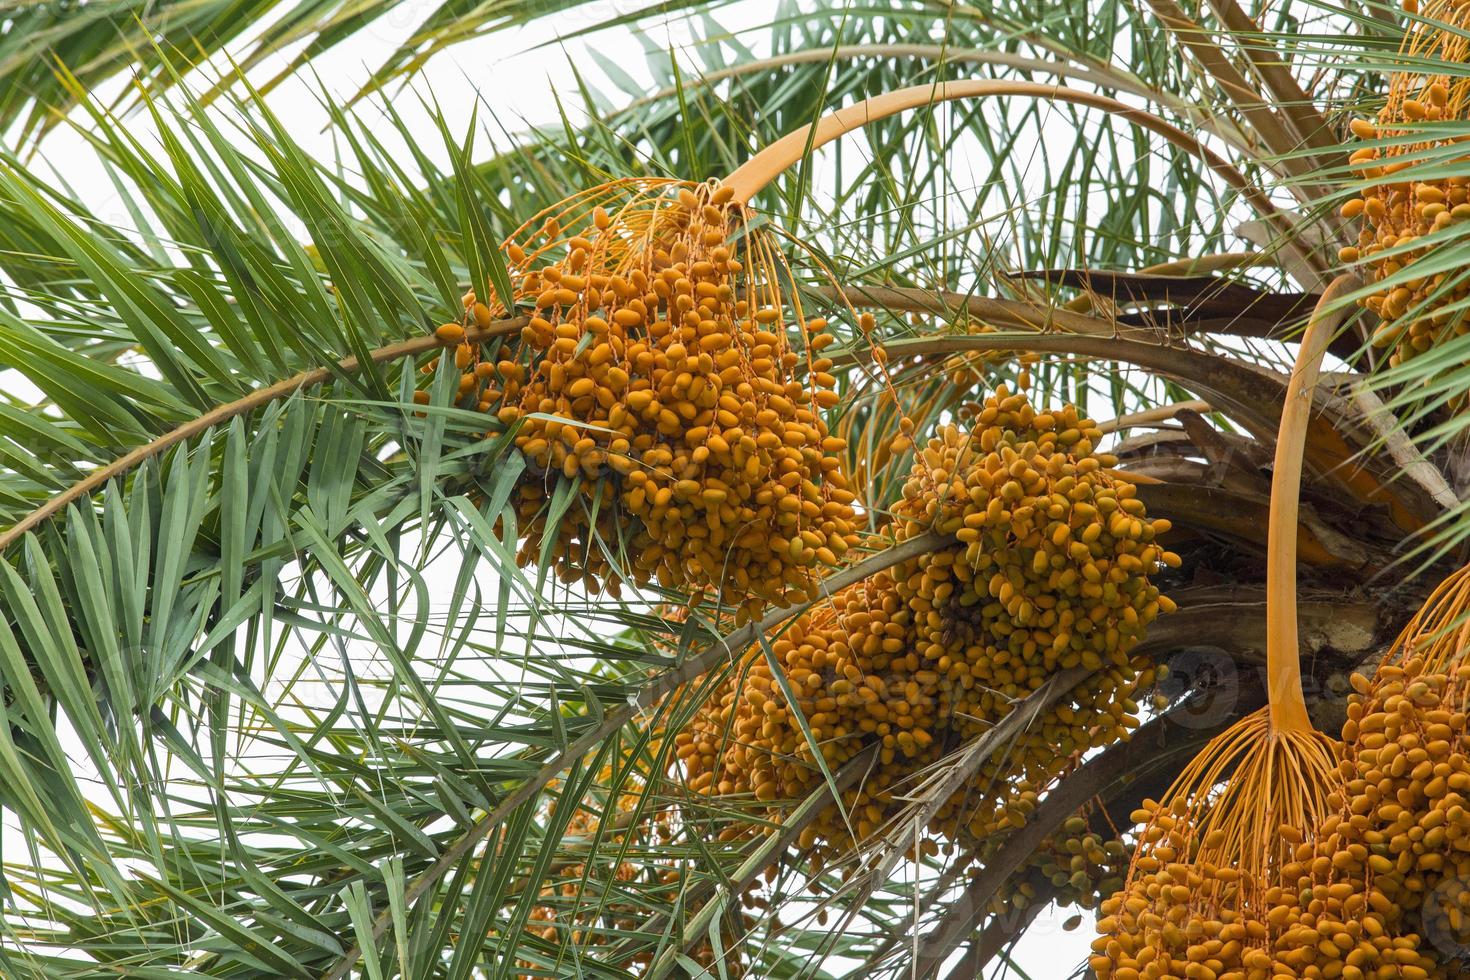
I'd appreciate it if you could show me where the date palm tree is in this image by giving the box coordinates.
[0,1,1465,977]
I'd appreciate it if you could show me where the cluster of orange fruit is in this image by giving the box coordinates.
[1020,811,1132,916]
[1094,800,1441,978]
[1093,568,1470,978]
[432,181,859,620]
[672,386,1176,864]
[1340,0,1470,380]
[893,396,1175,839]
[1091,706,1458,980]
[673,567,916,851]
[1302,653,1470,978]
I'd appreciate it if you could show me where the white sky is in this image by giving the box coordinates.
[2,0,1167,973]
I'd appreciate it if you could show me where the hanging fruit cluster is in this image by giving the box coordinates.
[1100,798,1440,978]
[674,569,922,852]
[1012,809,1132,916]
[1341,0,1470,373]
[434,180,860,618]
[1090,272,1456,978]
[1092,711,1352,979]
[673,385,1176,863]
[1264,660,1454,980]
[1310,564,1470,977]
[892,389,1175,839]
[1092,281,1377,980]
